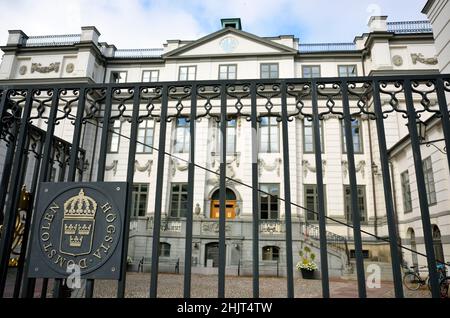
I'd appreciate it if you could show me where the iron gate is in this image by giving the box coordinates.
[0,75,449,298]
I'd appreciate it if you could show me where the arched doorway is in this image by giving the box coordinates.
[205,242,221,267]
[210,188,237,219]
[433,225,445,263]
[408,228,418,269]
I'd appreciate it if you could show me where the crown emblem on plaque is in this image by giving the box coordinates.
[69,235,83,247]
[63,189,97,219]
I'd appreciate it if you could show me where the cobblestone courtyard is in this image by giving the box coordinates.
[4,270,432,298]
[89,273,431,298]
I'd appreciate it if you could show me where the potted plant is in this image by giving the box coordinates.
[296,246,318,279]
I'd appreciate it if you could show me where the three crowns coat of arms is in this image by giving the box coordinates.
[60,189,97,256]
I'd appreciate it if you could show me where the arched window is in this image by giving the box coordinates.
[432,225,445,263]
[262,246,280,261]
[159,242,171,257]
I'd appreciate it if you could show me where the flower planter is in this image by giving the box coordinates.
[300,268,315,279]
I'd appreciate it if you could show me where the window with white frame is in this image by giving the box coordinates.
[136,119,154,153]
[259,184,279,220]
[131,184,148,217]
[304,184,327,222]
[174,117,190,153]
[342,118,363,153]
[344,185,366,223]
[303,118,324,153]
[302,65,321,78]
[217,118,237,154]
[178,66,196,81]
[107,120,121,153]
[423,157,437,206]
[219,64,237,80]
[338,65,357,77]
[142,70,159,82]
[170,183,188,218]
[259,116,279,153]
[260,63,279,79]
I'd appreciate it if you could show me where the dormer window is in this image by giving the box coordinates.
[221,18,242,30]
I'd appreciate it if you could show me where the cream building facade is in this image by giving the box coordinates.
[0,15,448,278]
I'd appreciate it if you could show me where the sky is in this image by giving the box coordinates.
[0,0,429,49]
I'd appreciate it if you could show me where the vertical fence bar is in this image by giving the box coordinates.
[16,89,60,298]
[183,84,197,298]
[218,83,227,298]
[280,81,294,298]
[14,138,43,298]
[311,80,330,298]
[0,90,33,297]
[250,82,259,298]
[372,80,404,298]
[67,88,86,181]
[117,85,141,297]
[82,87,113,297]
[97,87,113,181]
[404,79,440,298]
[65,87,90,297]
[435,78,450,172]
[150,84,169,298]
[341,81,366,298]
[0,118,19,224]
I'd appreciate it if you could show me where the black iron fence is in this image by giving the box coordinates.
[0,74,449,299]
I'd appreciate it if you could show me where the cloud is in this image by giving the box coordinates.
[0,0,429,49]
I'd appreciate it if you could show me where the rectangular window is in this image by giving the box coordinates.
[303,118,324,153]
[170,183,188,218]
[136,119,154,153]
[107,120,121,153]
[259,184,279,220]
[338,65,357,77]
[304,185,327,222]
[423,157,437,206]
[142,70,159,82]
[219,64,237,80]
[259,116,279,153]
[344,185,367,223]
[110,71,127,83]
[174,117,190,153]
[262,246,280,261]
[260,63,279,79]
[159,243,171,257]
[302,65,321,78]
[131,184,148,217]
[342,118,363,154]
[401,170,412,213]
[217,118,237,154]
[178,66,197,81]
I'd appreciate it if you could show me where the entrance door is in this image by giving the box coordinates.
[210,200,236,219]
[205,243,220,267]
[210,188,237,219]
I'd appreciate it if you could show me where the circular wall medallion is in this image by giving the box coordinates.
[66,63,75,73]
[392,55,403,67]
[19,65,27,75]
[220,36,238,53]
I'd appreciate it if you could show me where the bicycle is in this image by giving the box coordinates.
[403,263,450,298]
[403,265,429,291]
